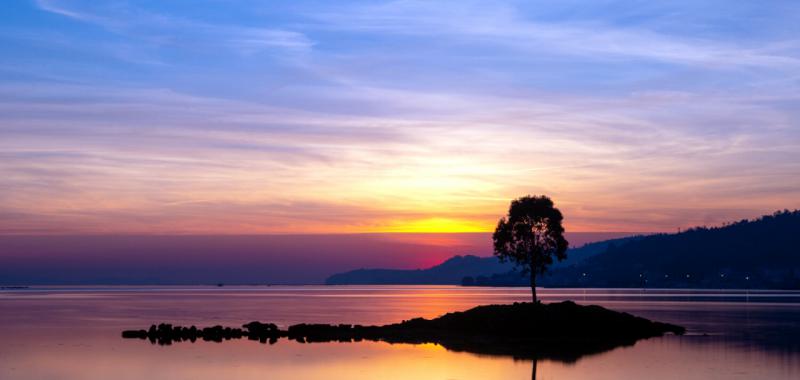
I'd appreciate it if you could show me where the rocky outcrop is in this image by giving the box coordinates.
[123,301,684,361]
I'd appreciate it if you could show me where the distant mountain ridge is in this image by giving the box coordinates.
[325,255,508,285]
[327,210,800,289]
[324,236,639,285]
[540,210,800,289]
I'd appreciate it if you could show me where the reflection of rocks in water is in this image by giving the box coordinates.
[123,301,684,362]
[122,322,282,345]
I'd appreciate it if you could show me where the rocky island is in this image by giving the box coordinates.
[123,301,684,361]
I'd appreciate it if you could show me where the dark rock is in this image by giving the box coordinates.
[121,301,685,361]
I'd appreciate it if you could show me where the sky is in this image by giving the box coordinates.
[1,0,799,236]
[1,1,799,283]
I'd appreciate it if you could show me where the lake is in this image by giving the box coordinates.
[1,286,799,379]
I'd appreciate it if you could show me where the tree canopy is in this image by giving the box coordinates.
[493,195,568,302]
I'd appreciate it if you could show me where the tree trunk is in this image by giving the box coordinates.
[530,269,537,303]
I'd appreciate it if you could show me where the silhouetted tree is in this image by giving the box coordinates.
[493,195,568,302]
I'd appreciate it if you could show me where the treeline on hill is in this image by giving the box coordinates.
[463,210,800,289]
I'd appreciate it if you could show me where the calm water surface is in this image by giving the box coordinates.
[1,286,799,379]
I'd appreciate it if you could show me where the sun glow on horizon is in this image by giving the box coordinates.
[1,1,799,236]
[373,218,493,233]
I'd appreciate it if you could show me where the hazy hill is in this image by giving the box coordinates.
[325,255,507,285]
[328,210,800,289]
[468,210,800,289]
[542,210,800,289]
[324,237,637,285]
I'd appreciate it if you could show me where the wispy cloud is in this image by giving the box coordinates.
[33,0,106,23]
[2,0,799,234]
[310,0,800,68]
[33,0,314,54]
[2,75,798,233]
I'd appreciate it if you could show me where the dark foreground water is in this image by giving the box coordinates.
[1,286,799,379]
